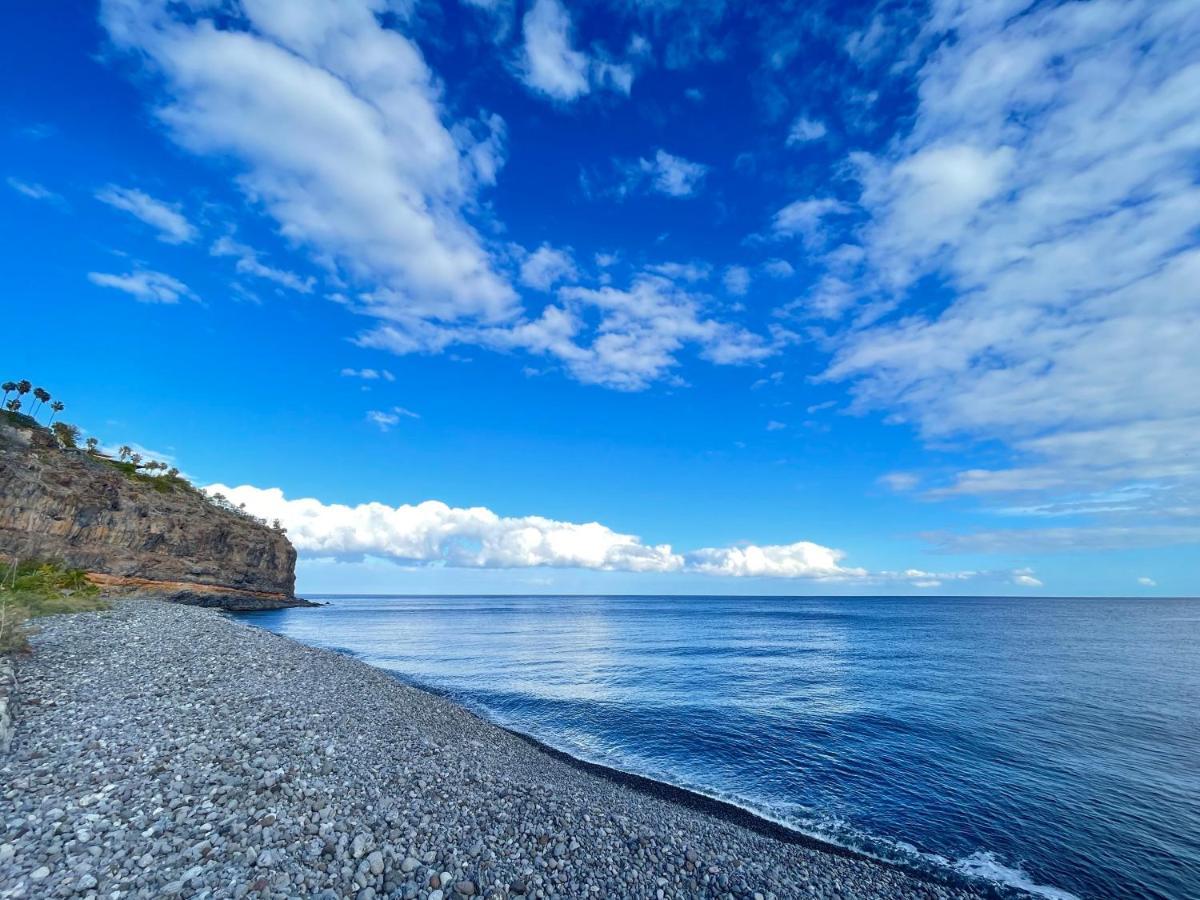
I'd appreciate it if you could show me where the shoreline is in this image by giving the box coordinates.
[258,634,1012,900]
[335,665,968,879]
[2,597,993,899]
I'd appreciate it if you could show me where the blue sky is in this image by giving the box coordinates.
[3,0,1197,596]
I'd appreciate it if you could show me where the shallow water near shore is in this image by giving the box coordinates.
[244,595,1200,899]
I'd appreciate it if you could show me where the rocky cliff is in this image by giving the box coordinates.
[0,420,307,610]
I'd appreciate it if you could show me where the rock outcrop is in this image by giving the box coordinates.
[0,420,307,609]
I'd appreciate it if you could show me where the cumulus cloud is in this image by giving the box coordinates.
[687,542,864,579]
[772,197,850,242]
[207,483,953,583]
[101,0,515,326]
[211,483,686,573]
[1137,576,1157,587]
[519,244,578,291]
[519,0,633,101]
[95,185,196,244]
[722,265,750,296]
[211,236,313,293]
[618,150,709,198]
[803,0,1200,541]
[87,269,195,304]
[358,268,781,390]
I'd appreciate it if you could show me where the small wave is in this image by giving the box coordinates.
[950,851,1081,900]
[451,711,1084,900]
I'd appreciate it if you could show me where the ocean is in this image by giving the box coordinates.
[244,595,1200,899]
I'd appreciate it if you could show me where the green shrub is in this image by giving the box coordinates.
[0,560,108,654]
[51,421,80,449]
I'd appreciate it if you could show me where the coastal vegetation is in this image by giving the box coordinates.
[0,559,108,654]
[1,378,284,531]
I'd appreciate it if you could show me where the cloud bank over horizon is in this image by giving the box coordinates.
[208,483,1035,590]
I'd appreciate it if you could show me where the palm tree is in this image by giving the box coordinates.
[85,437,99,453]
[47,400,64,424]
[16,381,30,406]
[117,445,132,461]
[167,467,179,478]
[30,387,50,418]
[1,382,14,406]
[5,399,19,413]
[130,452,142,468]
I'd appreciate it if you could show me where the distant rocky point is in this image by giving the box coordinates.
[0,413,309,610]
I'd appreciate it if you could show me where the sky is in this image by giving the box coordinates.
[2,0,1197,596]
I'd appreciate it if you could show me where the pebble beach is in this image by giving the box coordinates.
[0,598,988,900]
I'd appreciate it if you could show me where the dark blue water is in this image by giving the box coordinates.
[245,595,1200,899]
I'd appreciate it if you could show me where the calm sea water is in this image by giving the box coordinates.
[244,595,1200,899]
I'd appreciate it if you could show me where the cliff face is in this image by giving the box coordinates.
[0,422,305,609]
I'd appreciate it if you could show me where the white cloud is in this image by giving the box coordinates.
[7,177,61,203]
[619,150,709,198]
[519,0,588,99]
[208,483,906,581]
[762,259,795,278]
[341,367,394,381]
[519,0,633,101]
[806,0,1200,536]
[786,116,827,145]
[101,0,515,327]
[87,269,195,304]
[1012,569,1043,588]
[1137,576,1157,587]
[212,483,686,572]
[643,261,710,282]
[686,542,864,579]
[766,420,786,431]
[547,273,775,389]
[95,185,196,244]
[519,244,578,291]
[211,236,314,293]
[604,148,705,200]
[879,472,919,492]
[722,265,750,296]
[366,406,420,431]
[357,267,781,390]
[772,197,850,242]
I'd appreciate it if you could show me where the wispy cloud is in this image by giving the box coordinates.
[95,185,196,244]
[101,0,515,326]
[87,269,196,304]
[802,0,1200,534]
[211,236,313,293]
[366,406,420,431]
[7,177,62,204]
[786,116,827,145]
[342,368,395,382]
